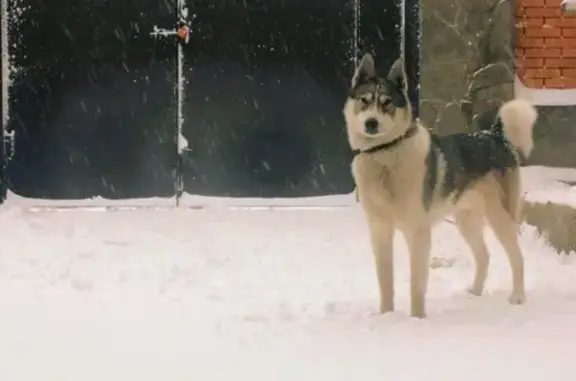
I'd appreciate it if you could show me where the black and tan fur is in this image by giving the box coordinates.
[344,53,538,318]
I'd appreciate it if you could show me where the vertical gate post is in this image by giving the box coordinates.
[404,0,420,118]
[0,0,8,203]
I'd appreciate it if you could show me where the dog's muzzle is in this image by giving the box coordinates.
[364,118,379,135]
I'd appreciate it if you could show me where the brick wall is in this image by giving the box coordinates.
[516,0,576,88]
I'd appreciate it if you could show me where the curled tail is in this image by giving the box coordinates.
[498,99,538,158]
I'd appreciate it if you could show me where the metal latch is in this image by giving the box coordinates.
[150,23,190,43]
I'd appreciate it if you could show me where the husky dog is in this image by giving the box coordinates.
[344,53,538,318]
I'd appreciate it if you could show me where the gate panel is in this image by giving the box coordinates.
[0,0,8,203]
[405,0,420,117]
[180,0,402,199]
[179,0,404,199]
[6,0,178,201]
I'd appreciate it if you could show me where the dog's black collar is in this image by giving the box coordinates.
[352,125,418,158]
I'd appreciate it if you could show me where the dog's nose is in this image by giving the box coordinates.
[364,118,379,135]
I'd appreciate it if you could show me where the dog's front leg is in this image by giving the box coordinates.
[367,214,395,314]
[402,225,431,318]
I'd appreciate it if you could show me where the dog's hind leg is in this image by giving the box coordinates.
[485,202,526,305]
[454,209,490,296]
[402,224,431,318]
[366,214,395,314]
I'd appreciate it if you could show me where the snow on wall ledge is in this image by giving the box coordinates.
[522,166,576,208]
[515,74,576,105]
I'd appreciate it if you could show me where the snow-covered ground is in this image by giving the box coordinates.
[0,202,575,381]
[522,166,576,208]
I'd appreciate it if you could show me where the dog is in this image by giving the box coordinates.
[344,53,538,318]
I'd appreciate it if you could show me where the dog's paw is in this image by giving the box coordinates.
[508,292,526,305]
[466,286,483,297]
[410,310,427,319]
[379,299,394,314]
[379,305,394,314]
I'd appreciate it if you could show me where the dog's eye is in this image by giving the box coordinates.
[381,98,392,107]
[359,93,373,105]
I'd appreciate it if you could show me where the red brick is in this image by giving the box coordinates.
[518,57,545,68]
[544,77,576,88]
[562,28,576,37]
[546,17,576,28]
[523,0,546,6]
[562,78,576,88]
[516,67,526,78]
[519,68,529,80]
[524,47,562,57]
[545,57,576,67]
[563,47,576,56]
[520,18,545,27]
[525,26,562,37]
[562,68,576,77]
[525,8,562,17]
[518,37,545,47]
[545,37,576,47]
[520,77,545,88]
[545,0,563,6]
[544,78,565,88]
[524,68,561,78]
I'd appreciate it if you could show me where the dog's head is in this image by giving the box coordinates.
[343,53,412,150]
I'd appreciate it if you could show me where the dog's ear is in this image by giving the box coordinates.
[352,53,375,87]
[387,57,407,92]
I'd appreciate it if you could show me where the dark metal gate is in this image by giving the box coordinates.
[179,0,403,201]
[5,0,178,202]
[1,0,8,203]
[1,0,417,206]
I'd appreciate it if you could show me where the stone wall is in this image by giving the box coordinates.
[420,0,515,134]
[530,106,576,166]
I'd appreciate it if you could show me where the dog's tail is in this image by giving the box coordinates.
[498,99,538,159]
